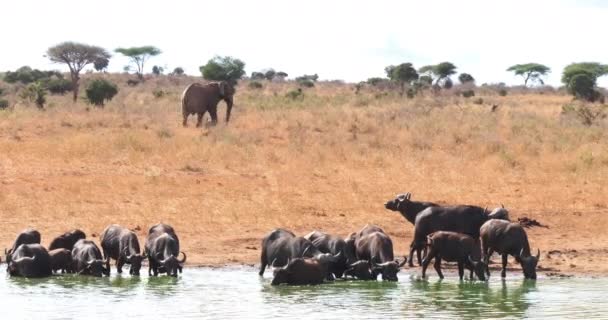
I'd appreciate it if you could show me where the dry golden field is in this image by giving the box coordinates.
[1,74,607,275]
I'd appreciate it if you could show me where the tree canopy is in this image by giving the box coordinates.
[46,41,111,101]
[507,63,550,87]
[458,73,475,84]
[561,62,608,102]
[200,56,246,84]
[417,62,457,86]
[115,46,161,79]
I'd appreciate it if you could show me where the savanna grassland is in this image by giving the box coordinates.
[0,75,607,275]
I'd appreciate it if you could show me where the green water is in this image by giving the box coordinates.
[1,267,605,319]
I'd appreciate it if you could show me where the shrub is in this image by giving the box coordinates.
[251,72,265,80]
[406,88,416,98]
[152,89,166,98]
[366,77,386,86]
[200,56,246,84]
[0,99,8,109]
[171,67,184,76]
[4,66,62,84]
[295,74,319,82]
[473,98,484,105]
[568,73,601,102]
[152,65,164,75]
[443,78,453,89]
[462,90,475,98]
[0,87,3,96]
[458,73,475,84]
[561,103,607,126]
[46,78,73,95]
[248,81,263,89]
[19,82,46,109]
[286,88,303,100]
[85,79,118,107]
[298,79,315,88]
[127,79,140,86]
[498,89,508,96]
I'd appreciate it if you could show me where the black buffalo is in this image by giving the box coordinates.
[480,219,540,280]
[49,229,86,251]
[101,224,144,276]
[384,193,439,266]
[422,231,488,281]
[49,248,73,274]
[354,225,406,281]
[259,228,341,280]
[7,244,52,278]
[5,228,41,264]
[304,230,359,279]
[144,223,186,277]
[410,205,509,265]
[271,258,326,286]
[72,239,110,277]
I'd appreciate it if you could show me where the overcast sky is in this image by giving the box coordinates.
[3,0,608,86]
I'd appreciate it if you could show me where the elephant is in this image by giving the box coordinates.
[181,81,235,127]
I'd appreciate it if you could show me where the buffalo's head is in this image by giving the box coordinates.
[372,257,406,282]
[344,260,374,280]
[384,193,411,212]
[519,249,540,280]
[83,259,109,277]
[468,256,488,281]
[488,204,510,221]
[158,252,186,277]
[124,248,144,276]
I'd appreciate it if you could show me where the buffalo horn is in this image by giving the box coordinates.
[405,193,411,200]
[398,256,407,267]
[536,249,540,260]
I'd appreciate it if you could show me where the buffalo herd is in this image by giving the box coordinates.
[3,193,540,286]
[262,193,540,285]
[3,223,185,278]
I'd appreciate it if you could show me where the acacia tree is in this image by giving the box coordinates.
[458,73,475,84]
[200,56,246,84]
[507,63,550,87]
[386,63,419,94]
[115,46,161,80]
[418,62,457,86]
[561,62,608,101]
[46,42,111,102]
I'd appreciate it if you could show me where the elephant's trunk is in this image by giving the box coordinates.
[225,99,233,123]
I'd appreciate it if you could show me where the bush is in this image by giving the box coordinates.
[458,73,475,84]
[406,88,416,98]
[152,65,164,75]
[443,78,453,89]
[152,89,166,98]
[4,66,62,84]
[498,89,508,96]
[462,90,475,98]
[248,81,263,89]
[200,56,246,84]
[561,103,607,126]
[568,73,602,102]
[251,72,265,80]
[298,79,315,88]
[0,87,3,96]
[86,79,118,107]
[0,99,8,109]
[473,98,484,105]
[295,74,319,82]
[286,88,303,100]
[19,82,46,109]
[46,78,73,95]
[171,67,184,76]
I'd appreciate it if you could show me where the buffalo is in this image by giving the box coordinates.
[49,248,73,274]
[259,228,341,280]
[7,244,52,278]
[5,228,41,264]
[144,223,186,277]
[422,231,488,281]
[49,229,86,251]
[410,205,509,266]
[480,219,540,280]
[72,239,110,277]
[384,193,439,266]
[271,258,326,286]
[304,230,359,279]
[354,225,406,281]
[101,224,145,276]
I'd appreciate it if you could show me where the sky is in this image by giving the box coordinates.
[2,0,608,86]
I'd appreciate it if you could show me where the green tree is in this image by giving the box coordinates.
[386,63,419,94]
[85,79,118,107]
[507,63,550,87]
[115,46,161,80]
[93,57,109,72]
[251,72,265,80]
[200,56,246,84]
[276,71,288,79]
[19,82,46,109]
[152,65,164,75]
[4,66,62,84]
[458,73,475,84]
[264,69,276,80]
[561,63,608,102]
[171,67,184,76]
[46,42,112,102]
[433,62,457,85]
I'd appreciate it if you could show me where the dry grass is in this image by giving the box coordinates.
[1,74,607,274]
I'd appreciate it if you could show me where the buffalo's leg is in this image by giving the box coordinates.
[183,114,188,127]
[117,258,124,274]
[501,254,508,278]
[457,262,464,280]
[259,252,267,276]
[196,113,204,128]
[421,254,432,278]
[408,241,418,267]
[208,108,218,126]
[434,257,444,279]
[416,248,422,266]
